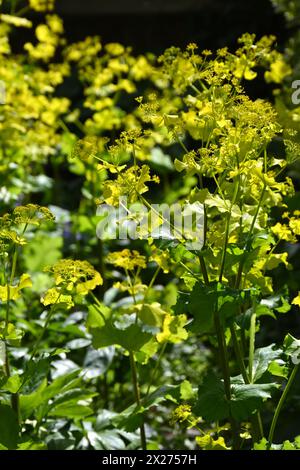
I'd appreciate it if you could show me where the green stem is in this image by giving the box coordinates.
[213,311,231,402]
[235,184,266,289]
[129,351,147,450]
[4,245,20,423]
[4,247,18,333]
[230,324,249,383]
[248,313,256,383]
[29,306,57,363]
[145,343,167,397]
[218,211,231,283]
[198,174,209,285]
[198,254,209,285]
[230,323,263,441]
[268,364,299,448]
[219,173,240,283]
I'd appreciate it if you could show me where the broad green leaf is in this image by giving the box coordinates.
[254,438,268,450]
[42,370,82,402]
[136,302,166,327]
[193,374,228,421]
[230,380,277,421]
[20,370,82,419]
[87,306,152,352]
[1,374,21,393]
[20,379,48,419]
[113,385,181,431]
[17,440,47,450]
[49,402,93,419]
[268,361,289,379]
[194,373,277,421]
[21,357,51,394]
[282,440,297,450]
[284,334,300,363]
[175,282,247,335]
[135,338,159,364]
[252,344,282,382]
[0,405,19,450]
[50,389,97,408]
[0,322,24,346]
[180,379,195,400]
[175,284,215,335]
[87,430,126,450]
[156,314,188,344]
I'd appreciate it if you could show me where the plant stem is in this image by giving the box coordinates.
[230,323,263,441]
[219,171,240,283]
[145,343,167,397]
[4,246,20,423]
[235,184,266,289]
[129,351,147,450]
[213,311,231,401]
[198,254,209,285]
[248,313,256,382]
[230,324,249,383]
[218,211,231,283]
[268,364,299,448]
[29,305,57,362]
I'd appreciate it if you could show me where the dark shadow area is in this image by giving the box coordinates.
[56,0,286,54]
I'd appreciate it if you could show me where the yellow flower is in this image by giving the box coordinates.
[44,259,103,295]
[29,0,55,12]
[106,249,146,271]
[171,405,192,424]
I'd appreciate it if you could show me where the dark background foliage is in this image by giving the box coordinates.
[55,0,287,54]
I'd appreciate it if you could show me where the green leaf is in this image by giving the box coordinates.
[180,380,195,400]
[230,380,277,421]
[136,302,166,327]
[87,430,126,450]
[175,284,215,335]
[42,370,82,402]
[252,344,282,382]
[254,438,268,450]
[193,373,228,421]
[0,322,24,346]
[175,282,248,335]
[0,405,19,450]
[21,357,51,394]
[17,440,47,450]
[20,370,82,419]
[1,374,21,393]
[255,304,276,319]
[87,306,152,352]
[113,385,181,431]
[196,434,230,450]
[135,338,159,364]
[283,333,300,360]
[50,389,97,408]
[20,379,48,420]
[268,361,289,379]
[49,402,93,419]
[194,373,277,421]
[282,440,297,450]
